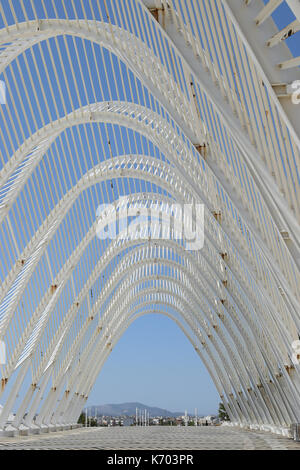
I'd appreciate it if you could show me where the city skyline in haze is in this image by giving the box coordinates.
[86,314,220,415]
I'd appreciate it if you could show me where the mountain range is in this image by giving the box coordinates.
[85,402,184,417]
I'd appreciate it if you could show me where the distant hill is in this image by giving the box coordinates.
[85,402,183,418]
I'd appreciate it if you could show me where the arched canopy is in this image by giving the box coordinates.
[0,0,299,432]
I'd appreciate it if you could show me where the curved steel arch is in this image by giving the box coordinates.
[0,0,299,436]
[52,282,289,428]
[47,284,255,428]
[1,13,299,243]
[55,304,239,426]
[2,225,298,430]
[2,160,295,386]
[0,24,299,295]
[1,145,297,350]
[2,198,291,384]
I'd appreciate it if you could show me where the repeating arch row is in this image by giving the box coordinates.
[0,0,299,436]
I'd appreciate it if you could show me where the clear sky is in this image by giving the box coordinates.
[86,2,300,417]
[86,314,220,415]
[1,0,298,419]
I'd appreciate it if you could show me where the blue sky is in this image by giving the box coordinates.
[0,0,299,418]
[86,2,300,416]
[86,314,220,415]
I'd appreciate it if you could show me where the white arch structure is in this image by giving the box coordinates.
[0,0,299,436]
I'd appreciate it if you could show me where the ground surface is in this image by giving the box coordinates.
[0,426,299,450]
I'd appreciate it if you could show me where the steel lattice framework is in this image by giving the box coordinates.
[0,0,299,436]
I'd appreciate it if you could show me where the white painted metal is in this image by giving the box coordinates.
[0,0,299,436]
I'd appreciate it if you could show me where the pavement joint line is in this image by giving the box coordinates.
[0,426,299,450]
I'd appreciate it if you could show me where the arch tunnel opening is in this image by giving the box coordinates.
[0,0,300,445]
[85,313,220,418]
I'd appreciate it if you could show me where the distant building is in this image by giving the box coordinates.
[123,417,134,427]
[198,415,216,426]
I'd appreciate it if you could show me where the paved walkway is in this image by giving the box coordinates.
[0,426,299,450]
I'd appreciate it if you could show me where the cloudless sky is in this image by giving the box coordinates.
[86,2,300,417]
[86,314,220,415]
[1,0,299,419]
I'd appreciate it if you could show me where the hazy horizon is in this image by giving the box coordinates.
[85,401,216,417]
[86,314,220,416]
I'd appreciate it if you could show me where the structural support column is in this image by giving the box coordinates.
[24,366,52,430]
[0,358,30,430]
